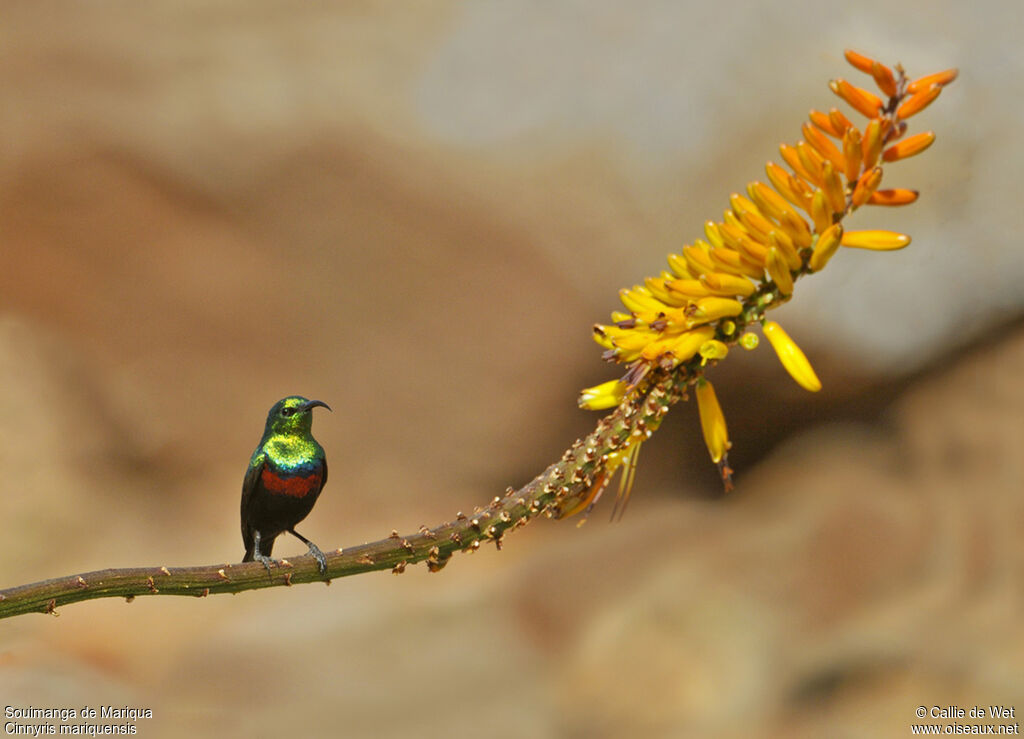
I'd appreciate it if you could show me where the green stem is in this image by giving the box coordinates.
[0,371,685,620]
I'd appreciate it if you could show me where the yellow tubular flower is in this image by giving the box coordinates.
[822,161,847,214]
[699,272,757,297]
[578,379,627,411]
[696,380,731,464]
[842,126,863,182]
[809,109,841,137]
[869,188,918,206]
[666,252,692,279]
[897,86,942,118]
[688,297,743,326]
[667,327,717,364]
[841,229,911,250]
[809,223,843,272]
[769,230,801,271]
[668,279,714,299]
[765,246,794,295]
[883,131,935,162]
[861,118,884,169]
[762,321,822,392]
[572,49,954,510]
[810,189,832,233]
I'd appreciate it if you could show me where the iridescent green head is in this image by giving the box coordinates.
[263,396,332,437]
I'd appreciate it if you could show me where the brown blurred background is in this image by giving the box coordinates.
[1,1,1021,737]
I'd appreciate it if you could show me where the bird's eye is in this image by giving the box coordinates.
[281,407,296,417]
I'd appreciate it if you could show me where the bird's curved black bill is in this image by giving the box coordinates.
[300,399,332,412]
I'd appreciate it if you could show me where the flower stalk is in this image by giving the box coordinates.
[577,49,957,509]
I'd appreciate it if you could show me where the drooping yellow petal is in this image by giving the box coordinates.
[578,379,627,410]
[696,379,731,464]
[609,441,642,522]
[841,229,911,250]
[763,321,822,392]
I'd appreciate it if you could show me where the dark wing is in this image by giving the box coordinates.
[240,452,266,560]
[320,456,328,492]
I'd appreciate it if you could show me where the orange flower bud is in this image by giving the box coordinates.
[867,188,919,206]
[882,131,935,162]
[897,85,941,119]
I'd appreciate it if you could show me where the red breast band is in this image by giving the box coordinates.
[261,467,322,498]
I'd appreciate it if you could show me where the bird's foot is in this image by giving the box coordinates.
[306,542,328,576]
[288,528,328,576]
[253,552,278,573]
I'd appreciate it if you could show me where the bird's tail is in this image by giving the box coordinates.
[242,527,274,562]
[242,526,254,562]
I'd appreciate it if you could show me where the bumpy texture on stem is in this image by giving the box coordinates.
[0,373,682,619]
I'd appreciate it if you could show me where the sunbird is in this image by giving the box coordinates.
[241,396,331,573]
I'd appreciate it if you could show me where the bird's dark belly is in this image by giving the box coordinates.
[248,466,324,534]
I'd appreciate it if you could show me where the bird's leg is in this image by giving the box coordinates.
[288,528,327,575]
[252,530,277,572]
